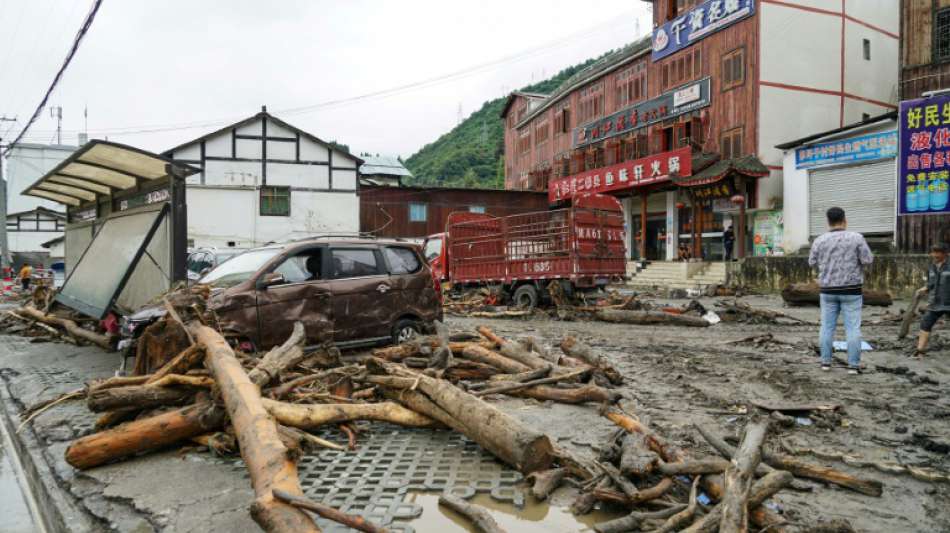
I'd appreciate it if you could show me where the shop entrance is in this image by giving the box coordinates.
[632,215,667,261]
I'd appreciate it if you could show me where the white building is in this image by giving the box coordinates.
[165,107,362,249]
[3,143,75,255]
[778,112,898,253]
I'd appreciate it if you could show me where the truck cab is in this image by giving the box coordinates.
[422,233,447,282]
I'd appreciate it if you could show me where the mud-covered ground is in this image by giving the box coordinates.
[446,294,950,533]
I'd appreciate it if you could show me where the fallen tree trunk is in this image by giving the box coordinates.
[144,346,204,384]
[560,336,623,385]
[594,309,709,327]
[461,345,531,374]
[682,470,793,533]
[694,423,811,492]
[65,402,225,469]
[477,326,550,370]
[261,399,442,430]
[17,306,113,350]
[473,367,583,397]
[782,282,893,307]
[438,494,506,533]
[273,489,388,533]
[248,322,307,387]
[720,419,768,533]
[761,448,883,497]
[86,384,193,412]
[620,433,660,477]
[656,457,731,476]
[515,383,620,405]
[192,324,319,533]
[368,361,554,474]
[649,477,700,533]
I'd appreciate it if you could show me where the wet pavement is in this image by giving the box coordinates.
[0,439,37,533]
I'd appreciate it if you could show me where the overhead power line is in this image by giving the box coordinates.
[3,0,104,157]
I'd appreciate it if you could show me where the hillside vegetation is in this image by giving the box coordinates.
[403,55,605,189]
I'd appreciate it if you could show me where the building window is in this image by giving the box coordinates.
[720,127,744,160]
[862,39,871,60]
[260,186,290,216]
[662,48,701,90]
[469,205,486,214]
[937,8,950,63]
[518,130,531,155]
[553,102,570,134]
[722,48,745,91]
[578,82,605,124]
[534,121,550,143]
[409,203,427,222]
[617,62,647,107]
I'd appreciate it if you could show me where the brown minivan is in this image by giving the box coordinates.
[122,238,442,350]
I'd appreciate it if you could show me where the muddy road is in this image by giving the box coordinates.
[446,295,950,532]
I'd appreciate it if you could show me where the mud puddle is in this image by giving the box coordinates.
[407,492,623,532]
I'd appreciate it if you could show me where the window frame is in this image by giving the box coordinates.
[259,185,291,217]
[270,246,326,285]
[936,7,950,64]
[328,247,385,280]
[721,47,745,92]
[720,127,744,160]
[862,38,871,61]
[383,246,423,276]
[408,202,428,223]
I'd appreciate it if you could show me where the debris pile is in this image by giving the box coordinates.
[782,282,893,307]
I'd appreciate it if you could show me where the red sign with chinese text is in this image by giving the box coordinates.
[548,147,692,203]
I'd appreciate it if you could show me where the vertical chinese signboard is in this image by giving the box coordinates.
[899,95,950,215]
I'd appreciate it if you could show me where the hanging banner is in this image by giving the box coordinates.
[572,78,710,149]
[899,95,950,215]
[652,0,756,61]
[796,131,897,169]
[549,147,692,203]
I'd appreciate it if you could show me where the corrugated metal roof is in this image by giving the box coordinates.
[359,155,413,177]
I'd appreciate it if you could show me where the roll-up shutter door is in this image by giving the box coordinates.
[808,159,895,237]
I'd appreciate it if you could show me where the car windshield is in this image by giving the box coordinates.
[423,237,442,262]
[199,248,280,287]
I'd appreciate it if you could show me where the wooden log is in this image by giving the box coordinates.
[484,365,552,385]
[760,449,883,497]
[781,282,893,307]
[273,489,389,533]
[144,345,204,384]
[515,383,621,405]
[438,494,506,533]
[146,374,214,389]
[17,306,113,350]
[657,457,731,476]
[594,504,688,533]
[248,322,307,387]
[461,345,531,374]
[682,470,793,533]
[94,407,140,429]
[620,433,660,478]
[593,477,672,507]
[598,462,638,500]
[473,367,583,397]
[261,399,442,429]
[571,477,611,515]
[526,468,566,500]
[694,423,810,492]
[191,324,319,533]
[647,477,700,533]
[86,384,194,412]
[368,361,554,474]
[476,326,550,370]
[560,336,623,385]
[899,287,928,339]
[720,419,768,533]
[371,341,422,361]
[594,309,709,327]
[65,402,225,469]
[88,375,151,391]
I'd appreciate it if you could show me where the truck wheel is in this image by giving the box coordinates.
[512,284,539,311]
[392,318,421,345]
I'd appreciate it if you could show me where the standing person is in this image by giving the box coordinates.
[914,243,950,358]
[808,207,874,374]
[723,225,735,261]
[18,263,33,291]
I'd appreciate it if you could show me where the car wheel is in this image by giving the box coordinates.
[512,284,539,311]
[392,318,421,345]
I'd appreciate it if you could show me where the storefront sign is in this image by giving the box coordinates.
[753,210,784,256]
[692,180,736,204]
[795,131,897,169]
[573,78,710,149]
[549,147,692,203]
[899,95,950,215]
[119,188,170,212]
[652,0,756,61]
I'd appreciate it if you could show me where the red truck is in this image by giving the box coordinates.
[422,193,626,309]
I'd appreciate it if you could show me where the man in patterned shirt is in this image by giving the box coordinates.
[808,207,874,374]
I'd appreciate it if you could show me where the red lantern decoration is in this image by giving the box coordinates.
[730,194,745,205]
[675,202,686,209]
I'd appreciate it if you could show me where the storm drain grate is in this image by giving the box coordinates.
[292,424,524,532]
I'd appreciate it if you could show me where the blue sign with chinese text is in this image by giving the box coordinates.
[795,131,897,169]
[899,95,950,215]
[651,0,756,61]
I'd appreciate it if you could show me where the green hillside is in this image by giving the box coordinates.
[403,55,605,189]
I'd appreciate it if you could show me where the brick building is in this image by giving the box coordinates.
[502,0,898,261]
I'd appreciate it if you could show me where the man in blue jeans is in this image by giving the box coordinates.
[808,207,874,374]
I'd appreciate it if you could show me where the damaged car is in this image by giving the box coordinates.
[122,238,442,351]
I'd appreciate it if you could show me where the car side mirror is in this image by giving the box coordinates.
[257,272,286,289]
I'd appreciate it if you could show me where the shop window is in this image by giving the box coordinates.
[260,186,290,216]
[862,39,871,61]
[720,127,744,160]
[722,48,745,91]
[937,8,950,63]
[553,104,570,134]
[409,203,427,222]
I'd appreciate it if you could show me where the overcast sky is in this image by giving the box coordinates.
[0,1,652,157]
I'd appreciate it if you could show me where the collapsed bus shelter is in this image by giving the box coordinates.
[22,140,198,318]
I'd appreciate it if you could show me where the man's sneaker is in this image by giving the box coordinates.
[821,364,831,371]
[848,367,861,375]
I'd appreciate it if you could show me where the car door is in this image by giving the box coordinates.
[381,245,437,324]
[253,246,333,349]
[326,246,391,342]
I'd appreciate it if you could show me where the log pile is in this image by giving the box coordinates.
[0,305,114,349]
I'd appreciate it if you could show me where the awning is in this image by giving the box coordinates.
[22,140,199,207]
[672,154,769,188]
